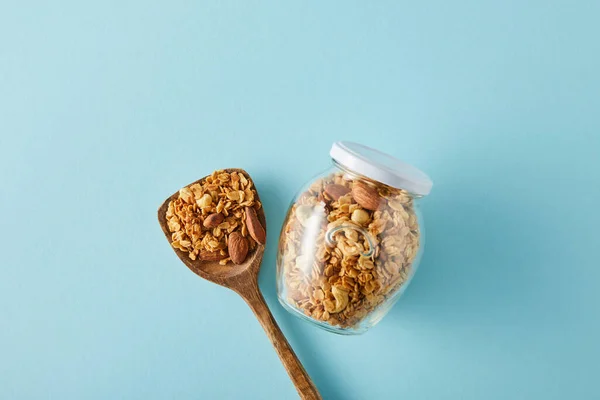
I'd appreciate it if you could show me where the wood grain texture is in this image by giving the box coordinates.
[234,274,322,400]
[158,168,321,400]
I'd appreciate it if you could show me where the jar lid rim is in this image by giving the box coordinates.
[329,141,433,195]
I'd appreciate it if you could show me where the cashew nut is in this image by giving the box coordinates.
[324,286,349,314]
[295,205,314,227]
[337,239,361,257]
[196,193,213,208]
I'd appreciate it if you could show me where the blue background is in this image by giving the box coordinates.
[1,1,599,399]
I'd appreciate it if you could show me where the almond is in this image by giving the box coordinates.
[199,249,227,261]
[352,183,381,211]
[228,231,249,264]
[324,184,351,200]
[203,212,224,228]
[245,206,266,245]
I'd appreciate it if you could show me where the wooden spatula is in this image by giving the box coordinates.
[157,168,321,400]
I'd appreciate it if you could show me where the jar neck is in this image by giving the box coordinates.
[331,159,424,199]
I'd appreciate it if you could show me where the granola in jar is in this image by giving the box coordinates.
[276,142,432,334]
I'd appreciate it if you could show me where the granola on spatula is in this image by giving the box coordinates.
[166,169,265,265]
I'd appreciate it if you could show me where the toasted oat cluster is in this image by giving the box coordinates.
[166,170,264,265]
[279,172,420,329]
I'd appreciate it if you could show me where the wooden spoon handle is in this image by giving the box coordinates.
[239,286,322,400]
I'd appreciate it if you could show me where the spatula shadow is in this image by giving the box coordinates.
[254,173,348,399]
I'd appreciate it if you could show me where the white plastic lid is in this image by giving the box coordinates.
[329,141,433,196]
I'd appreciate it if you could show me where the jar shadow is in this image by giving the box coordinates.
[385,187,550,331]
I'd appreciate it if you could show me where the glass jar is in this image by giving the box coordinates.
[276,141,433,334]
